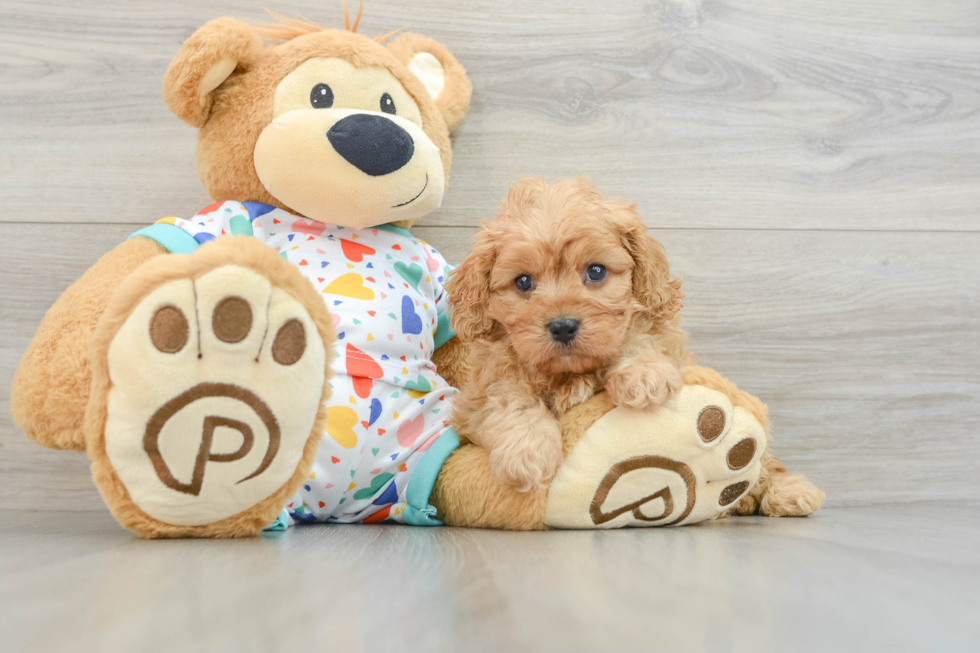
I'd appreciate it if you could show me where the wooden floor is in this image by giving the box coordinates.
[1,1,979,649]
[1,505,978,652]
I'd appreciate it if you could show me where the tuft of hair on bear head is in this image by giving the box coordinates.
[255,2,405,43]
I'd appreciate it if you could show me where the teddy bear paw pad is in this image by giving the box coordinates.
[96,265,327,527]
[544,384,766,528]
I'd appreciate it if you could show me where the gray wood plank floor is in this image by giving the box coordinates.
[1,2,978,514]
[1,505,978,653]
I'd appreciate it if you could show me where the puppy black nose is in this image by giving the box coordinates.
[327,114,415,176]
[548,318,580,344]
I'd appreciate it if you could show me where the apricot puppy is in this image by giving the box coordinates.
[448,177,692,491]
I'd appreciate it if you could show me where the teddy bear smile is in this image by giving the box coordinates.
[392,174,428,208]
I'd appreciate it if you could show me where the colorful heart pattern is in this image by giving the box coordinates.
[325,273,375,300]
[396,414,426,448]
[326,406,358,449]
[341,238,376,262]
[401,295,423,334]
[353,473,395,500]
[292,218,327,236]
[394,261,424,292]
[160,201,460,524]
[404,375,432,394]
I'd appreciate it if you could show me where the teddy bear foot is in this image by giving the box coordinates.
[84,237,333,538]
[544,367,768,528]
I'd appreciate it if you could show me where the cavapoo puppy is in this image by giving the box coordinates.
[447,177,694,492]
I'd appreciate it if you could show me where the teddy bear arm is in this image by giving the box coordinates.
[433,366,825,530]
[10,236,168,451]
[431,443,550,530]
[430,388,603,530]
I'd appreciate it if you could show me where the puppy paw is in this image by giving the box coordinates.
[732,493,760,516]
[553,375,599,413]
[488,413,564,493]
[605,357,682,410]
[759,473,825,517]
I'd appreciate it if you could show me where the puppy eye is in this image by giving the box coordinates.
[514,274,534,293]
[310,83,334,109]
[586,264,607,283]
[380,92,396,115]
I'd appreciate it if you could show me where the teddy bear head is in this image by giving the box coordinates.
[162,13,471,228]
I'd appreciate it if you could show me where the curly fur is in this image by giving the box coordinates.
[733,451,826,517]
[448,177,690,491]
[447,178,824,516]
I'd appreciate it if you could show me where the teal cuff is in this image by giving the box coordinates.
[130,223,200,254]
[433,308,455,349]
[403,428,460,526]
[263,508,290,532]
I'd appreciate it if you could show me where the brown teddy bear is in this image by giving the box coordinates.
[10,12,822,538]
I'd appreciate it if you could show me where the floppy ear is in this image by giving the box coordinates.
[608,202,684,325]
[387,32,472,132]
[163,17,262,128]
[446,228,498,341]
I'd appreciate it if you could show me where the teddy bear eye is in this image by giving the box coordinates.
[514,274,534,293]
[310,83,334,109]
[586,264,607,283]
[380,92,396,115]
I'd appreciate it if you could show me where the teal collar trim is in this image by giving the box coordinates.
[375,223,414,239]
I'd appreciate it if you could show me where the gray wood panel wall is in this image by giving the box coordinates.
[1,0,978,512]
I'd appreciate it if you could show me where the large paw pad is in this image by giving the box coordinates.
[545,384,766,528]
[99,265,327,527]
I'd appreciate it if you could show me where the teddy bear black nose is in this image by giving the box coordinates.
[326,114,415,177]
[548,318,580,344]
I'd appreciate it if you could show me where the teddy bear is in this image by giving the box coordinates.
[9,11,823,538]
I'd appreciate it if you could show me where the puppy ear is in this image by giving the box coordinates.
[163,18,262,128]
[387,33,472,132]
[609,202,684,324]
[446,228,497,341]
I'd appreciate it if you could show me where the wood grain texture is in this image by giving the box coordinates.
[1,506,978,652]
[2,223,978,510]
[1,0,979,229]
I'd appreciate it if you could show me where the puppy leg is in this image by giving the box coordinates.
[552,374,600,414]
[483,395,564,493]
[605,354,683,410]
[734,451,825,517]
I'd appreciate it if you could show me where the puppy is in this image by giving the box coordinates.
[447,177,692,492]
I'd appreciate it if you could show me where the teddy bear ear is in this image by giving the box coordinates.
[162,18,262,128]
[387,32,472,133]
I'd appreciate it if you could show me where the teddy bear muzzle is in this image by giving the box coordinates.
[254,108,445,230]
